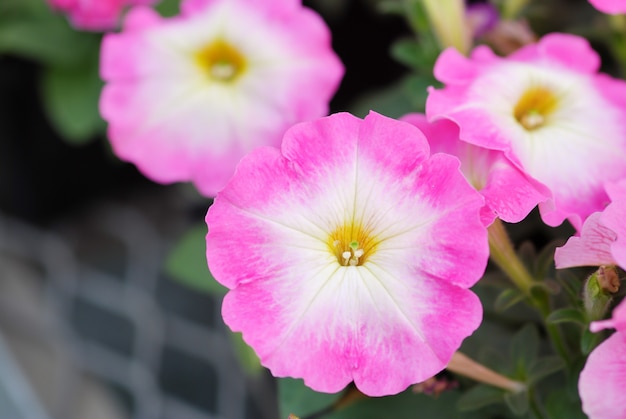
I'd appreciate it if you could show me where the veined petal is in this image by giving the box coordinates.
[603,180,626,269]
[579,332,626,419]
[554,212,616,269]
[206,112,488,395]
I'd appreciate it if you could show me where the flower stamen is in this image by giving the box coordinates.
[328,224,377,267]
[513,86,558,130]
[195,39,247,83]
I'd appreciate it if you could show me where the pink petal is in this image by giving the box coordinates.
[588,0,626,14]
[554,212,617,269]
[512,33,600,73]
[579,331,626,418]
[603,180,626,269]
[47,0,157,31]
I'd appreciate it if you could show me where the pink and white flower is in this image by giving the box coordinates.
[427,33,626,229]
[588,0,626,14]
[206,112,488,396]
[100,0,343,196]
[579,298,626,419]
[401,113,549,226]
[47,0,157,31]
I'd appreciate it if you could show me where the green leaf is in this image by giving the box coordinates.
[348,75,432,118]
[376,0,405,15]
[457,385,504,412]
[165,225,227,296]
[517,241,536,273]
[1,0,65,22]
[155,0,181,17]
[503,389,528,416]
[580,328,604,355]
[390,38,422,70]
[545,388,586,419]
[0,19,100,68]
[278,378,343,418]
[41,61,105,144]
[348,78,414,118]
[390,37,440,72]
[527,356,565,385]
[534,239,563,280]
[545,308,586,326]
[328,389,480,419]
[510,324,539,375]
[229,332,262,376]
[494,288,527,312]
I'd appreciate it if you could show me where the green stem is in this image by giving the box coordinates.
[487,219,571,364]
[529,388,548,419]
[487,219,534,296]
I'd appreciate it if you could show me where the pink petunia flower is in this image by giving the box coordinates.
[47,0,157,31]
[100,0,343,196]
[588,0,626,14]
[401,113,549,226]
[206,112,488,396]
[579,298,626,419]
[427,33,626,229]
[555,180,626,269]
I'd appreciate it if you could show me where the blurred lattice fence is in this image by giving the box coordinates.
[0,190,277,419]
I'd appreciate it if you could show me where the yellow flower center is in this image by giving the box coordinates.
[513,86,559,130]
[195,39,247,82]
[327,222,378,267]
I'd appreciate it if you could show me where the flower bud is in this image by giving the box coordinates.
[584,266,620,321]
[421,0,471,54]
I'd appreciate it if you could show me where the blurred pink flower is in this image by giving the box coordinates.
[579,298,626,419]
[100,0,343,196]
[427,33,626,229]
[206,112,488,396]
[401,113,549,226]
[48,0,156,31]
[588,0,626,14]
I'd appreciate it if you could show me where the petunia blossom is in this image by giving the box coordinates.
[401,113,549,226]
[427,33,626,230]
[47,0,157,31]
[206,112,489,396]
[100,0,343,196]
[579,298,626,419]
[588,0,626,14]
